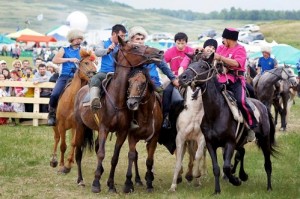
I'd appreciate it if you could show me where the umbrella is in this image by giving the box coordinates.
[0,34,14,44]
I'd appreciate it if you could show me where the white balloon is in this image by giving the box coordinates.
[66,11,89,32]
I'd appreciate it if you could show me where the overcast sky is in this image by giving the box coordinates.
[113,0,300,13]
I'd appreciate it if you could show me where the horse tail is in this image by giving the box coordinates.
[267,109,278,157]
[82,127,94,152]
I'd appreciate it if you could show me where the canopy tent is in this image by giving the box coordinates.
[49,33,67,41]
[17,35,57,43]
[0,34,14,44]
[46,25,70,37]
[249,44,300,66]
[7,28,44,39]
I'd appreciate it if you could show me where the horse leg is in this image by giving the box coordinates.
[206,142,221,194]
[63,128,76,174]
[145,138,158,193]
[279,96,288,131]
[236,147,248,181]
[133,149,143,186]
[74,125,85,186]
[91,126,107,193]
[193,136,206,187]
[123,136,137,193]
[58,127,67,173]
[50,126,59,168]
[107,131,128,193]
[169,136,186,192]
[185,140,196,183]
[223,143,241,186]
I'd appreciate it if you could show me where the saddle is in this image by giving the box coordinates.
[222,90,257,125]
[82,73,114,106]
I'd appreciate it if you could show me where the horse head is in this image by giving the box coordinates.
[179,53,215,87]
[126,67,155,110]
[281,64,298,87]
[117,36,164,68]
[78,49,97,80]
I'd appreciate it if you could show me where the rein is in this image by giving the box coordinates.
[266,67,296,82]
[113,46,155,68]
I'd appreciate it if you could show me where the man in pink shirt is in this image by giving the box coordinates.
[213,28,257,134]
[162,32,193,129]
[164,32,194,76]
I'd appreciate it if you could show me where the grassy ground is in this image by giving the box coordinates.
[0,98,300,198]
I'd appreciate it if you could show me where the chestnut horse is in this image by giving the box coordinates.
[124,67,163,193]
[73,37,163,193]
[179,54,277,194]
[50,49,97,173]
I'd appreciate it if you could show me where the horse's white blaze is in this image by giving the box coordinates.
[169,86,206,192]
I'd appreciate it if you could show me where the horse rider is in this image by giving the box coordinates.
[47,29,84,126]
[213,28,257,140]
[128,26,179,129]
[89,24,127,110]
[162,32,194,129]
[253,46,280,97]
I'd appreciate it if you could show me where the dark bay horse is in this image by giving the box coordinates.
[178,55,277,194]
[124,67,163,193]
[73,37,163,193]
[254,65,298,131]
[50,49,97,173]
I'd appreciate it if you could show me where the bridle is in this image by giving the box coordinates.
[74,57,97,79]
[266,67,296,84]
[127,71,150,105]
[114,45,160,68]
[186,60,217,85]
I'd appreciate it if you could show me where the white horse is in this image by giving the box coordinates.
[169,86,207,192]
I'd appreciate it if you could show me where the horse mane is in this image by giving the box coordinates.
[128,67,156,93]
[80,49,96,61]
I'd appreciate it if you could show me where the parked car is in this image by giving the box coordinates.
[239,32,265,44]
[150,32,173,41]
[198,29,217,40]
[238,24,260,32]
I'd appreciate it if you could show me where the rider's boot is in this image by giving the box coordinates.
[162,114,171,129]
[90,87,101,111]
[47,106,56,126]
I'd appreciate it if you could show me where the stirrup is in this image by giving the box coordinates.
[162,117,171,129]
[91,98,101,111]
[130,120,140,130]
[247,129,256,142]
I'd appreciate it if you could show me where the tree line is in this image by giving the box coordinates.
[146,7,300,21]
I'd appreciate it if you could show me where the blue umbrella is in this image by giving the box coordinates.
[0,34,14,44]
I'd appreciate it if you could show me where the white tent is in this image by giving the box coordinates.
[46,25,71,37]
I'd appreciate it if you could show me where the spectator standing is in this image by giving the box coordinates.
[33,63,52,112]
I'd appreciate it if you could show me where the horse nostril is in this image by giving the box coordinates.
[158,51,164,55]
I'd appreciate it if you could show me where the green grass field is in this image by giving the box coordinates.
[0,98,300,198]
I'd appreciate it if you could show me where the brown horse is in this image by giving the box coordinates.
[123,67,163,193]
[49,49,97,173]
[73,37,163,193]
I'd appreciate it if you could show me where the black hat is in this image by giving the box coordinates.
[222,28,239,41]
[203,39,218,50]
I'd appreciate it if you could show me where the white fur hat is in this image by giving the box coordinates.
[67,29,84,43]
[128,26,148,40]
[261,46,272,54]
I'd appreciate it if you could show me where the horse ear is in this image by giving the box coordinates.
[185,52,194,60]
[118,36,126,47]
[206,52,214,64]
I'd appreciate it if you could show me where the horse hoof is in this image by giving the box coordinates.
[147,187,154,193]
[123,186,134,193]
[239,173,248,181]
[77,181,85,187]
[176,177,183,184]
[231,178,242,186]
[50,160,58,168]
[108,187,117,193]
[279,127,286,131]
[91,185,101,193]
[185,174,193,183]
[135,180,143,186]
[62,167,71,174]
